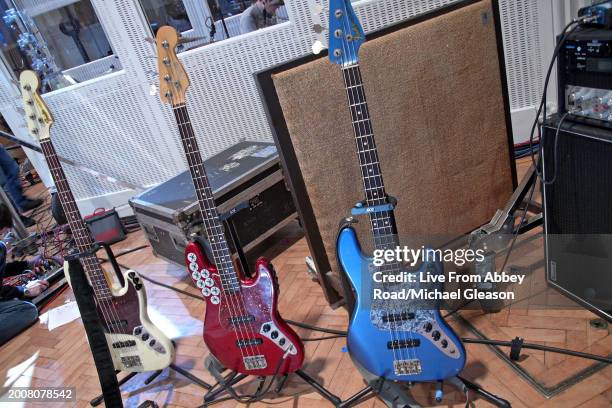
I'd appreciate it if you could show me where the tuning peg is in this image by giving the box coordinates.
[312,40,324,55]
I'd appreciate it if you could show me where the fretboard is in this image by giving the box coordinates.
[172,104,239,293]
[341,64,399,253]
[39,139,112,300]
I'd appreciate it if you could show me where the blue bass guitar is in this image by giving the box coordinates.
[330,0,466,382]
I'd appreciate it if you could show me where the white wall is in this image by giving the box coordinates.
[0,0,581,215]
[0,0,463,217]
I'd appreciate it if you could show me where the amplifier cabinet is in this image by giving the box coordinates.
[542,115,612,321]
[129,141,297,269]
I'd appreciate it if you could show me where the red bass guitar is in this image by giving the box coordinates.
[155,26,304,376]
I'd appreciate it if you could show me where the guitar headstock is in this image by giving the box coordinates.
[156,25,190,106]
[328,0,366,66]
[19,70,53,141]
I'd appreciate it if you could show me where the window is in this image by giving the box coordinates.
[139,0,291,50]
[0,0,117,92]
[139,0,192,35]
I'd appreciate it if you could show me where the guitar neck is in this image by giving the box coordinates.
[341,64,399,250]
[171,104,240,293]
[39,139,112,300]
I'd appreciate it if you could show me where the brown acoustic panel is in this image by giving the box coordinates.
[269,0,513,288]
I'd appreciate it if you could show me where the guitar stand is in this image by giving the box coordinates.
[66,245,213,406]
[89,361,212,407]
[202,355,342,406]
[337,352,512,408]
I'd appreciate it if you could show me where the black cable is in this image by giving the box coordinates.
[529,18,586,181]
[301,334,346,342]
[285,319,347,336]
[462,338,612,364]
[542,112,570,186]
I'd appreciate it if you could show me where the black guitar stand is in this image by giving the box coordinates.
[67,256,125,407]
[201,355,341,406]
[337,358,511,408]
[65,243,211,407]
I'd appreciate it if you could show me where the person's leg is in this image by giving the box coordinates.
[0,146,25,207]
[0,147,42,212]
[0,299,38,345]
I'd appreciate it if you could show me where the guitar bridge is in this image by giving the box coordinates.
[393,359,422,375]
[120,355,143,369]
[243,355,267,370]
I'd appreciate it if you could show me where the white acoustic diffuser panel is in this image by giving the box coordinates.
[0,0,524,216]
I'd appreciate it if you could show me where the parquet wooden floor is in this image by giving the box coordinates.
[0,159,610,407]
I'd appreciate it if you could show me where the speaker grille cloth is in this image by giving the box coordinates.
[272,0,513,277]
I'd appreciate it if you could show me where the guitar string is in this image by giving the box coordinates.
[162,47,262,362]
[340,18,418,366]
[343,68,411,366]
[352,62,416,365]
[170,104,252,360]
[167,61,267,362]
[348,14,418,366]
[29,84,142,364]
[171,103,261,360]
[38,139,133,356]
[339,5,418,366]
[336,6,406,367]
[37,134,128,363]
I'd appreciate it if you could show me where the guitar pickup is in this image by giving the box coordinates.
[228,315,256,326]
[382,311,415,323]
[112,340,137,349]
[236,338,264,348]
[387,339,420,349]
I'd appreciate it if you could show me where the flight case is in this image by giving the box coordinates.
[129,141,297,267]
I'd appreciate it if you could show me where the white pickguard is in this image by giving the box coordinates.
[64,261,175,372]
